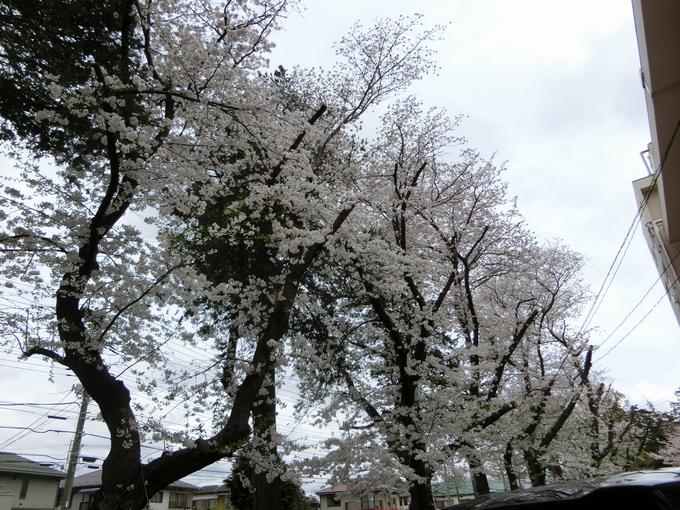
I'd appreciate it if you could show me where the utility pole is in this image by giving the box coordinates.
[61,390,89,510]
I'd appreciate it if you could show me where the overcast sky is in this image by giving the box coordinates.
[1,0,678,491]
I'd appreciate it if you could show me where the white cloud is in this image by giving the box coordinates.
[619,381,677,410]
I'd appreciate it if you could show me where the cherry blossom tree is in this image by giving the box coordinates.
[498,348,593,487]
[656,389,680,466]
[427,242,588,491]
[475,251,594,487]
[1,1,299,508]
[4,4,656,510]
[288,98,596,510]
[162,15,443,510]
[655,425,680,467]
[487,367,669,487]
[0,1,444,508]
[554,390,673,476]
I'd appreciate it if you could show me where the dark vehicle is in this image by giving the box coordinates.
[444,468,680,510]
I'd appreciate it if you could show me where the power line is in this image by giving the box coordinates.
[595,275,679,362]
[0,453,67,462]
[0,401,79,407]
[0,407,84,420]
[0,390,76,450]
[0,425,80,435]
[576,119,680,337]
[596,250,680,350]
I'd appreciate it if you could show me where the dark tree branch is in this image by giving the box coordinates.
[268,104,327,184]
[539,348,593,450]
[22,346,67,366]
[488,309,539,399]
[94,262,182,345]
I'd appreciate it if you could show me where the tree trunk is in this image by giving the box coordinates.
[547,463,565,482]
[251,372,282,510]
[252,475,283,510]
[472,471,490,496]
[523,449,546,487]
[466,452,490,496]
[503,442,519,491]
[408,476,435,510]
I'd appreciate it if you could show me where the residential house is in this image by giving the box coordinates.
[0,451,65,510]
[316,479,505,510]
[63,470,196,510]
[632,0,680,324]
[430,480,506,508]
[192,483,232,510]
[317,484,406,510]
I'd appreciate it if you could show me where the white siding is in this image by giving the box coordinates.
[69,488,192,510]
[0,474,60,510]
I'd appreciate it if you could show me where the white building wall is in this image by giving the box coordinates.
[68,491,86,510]
[148,490,168,510]
[70,488,191,510]
[318,491,404,510]
[0,475,60,510]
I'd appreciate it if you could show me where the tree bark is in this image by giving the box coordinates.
[408,474,435,510]
[547,463,565,482]
[523,449,546,487]
[251,375,283,510]
[467,452,490,496]
[503,442,519,491]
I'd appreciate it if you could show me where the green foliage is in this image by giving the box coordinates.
[671,388,680,422]
[626,407,672,470]
[180,189,280,288]
[0,0,142,164]
[226,456,253,510]
[226,455,313,510]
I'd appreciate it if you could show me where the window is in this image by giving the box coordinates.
[19,478,29,499]
[326,494,341,507]
[169,492,189,509]
[149,491,163,503]
[79,493,93,510]
[360,494,375,510]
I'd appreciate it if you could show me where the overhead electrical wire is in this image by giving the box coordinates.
[0,400,80,407]
[596,250,680,350]
[0,364,334,450]
[595,275,679,362]
[0,389,76,450]
[575,119,680,338]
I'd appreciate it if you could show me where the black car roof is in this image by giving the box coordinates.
[446,468,680,510]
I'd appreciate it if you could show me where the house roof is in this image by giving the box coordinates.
[317,479,506,497]
[432,479,506,497]
[0,452,65,478]
[66,470,197,491]
[195,484,219,494]
[317,483,404,495]
[195,483,229,495]
[317,484,348,495]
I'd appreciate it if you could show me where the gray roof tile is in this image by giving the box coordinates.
[0,452,65,478]
[70,470,197,490]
